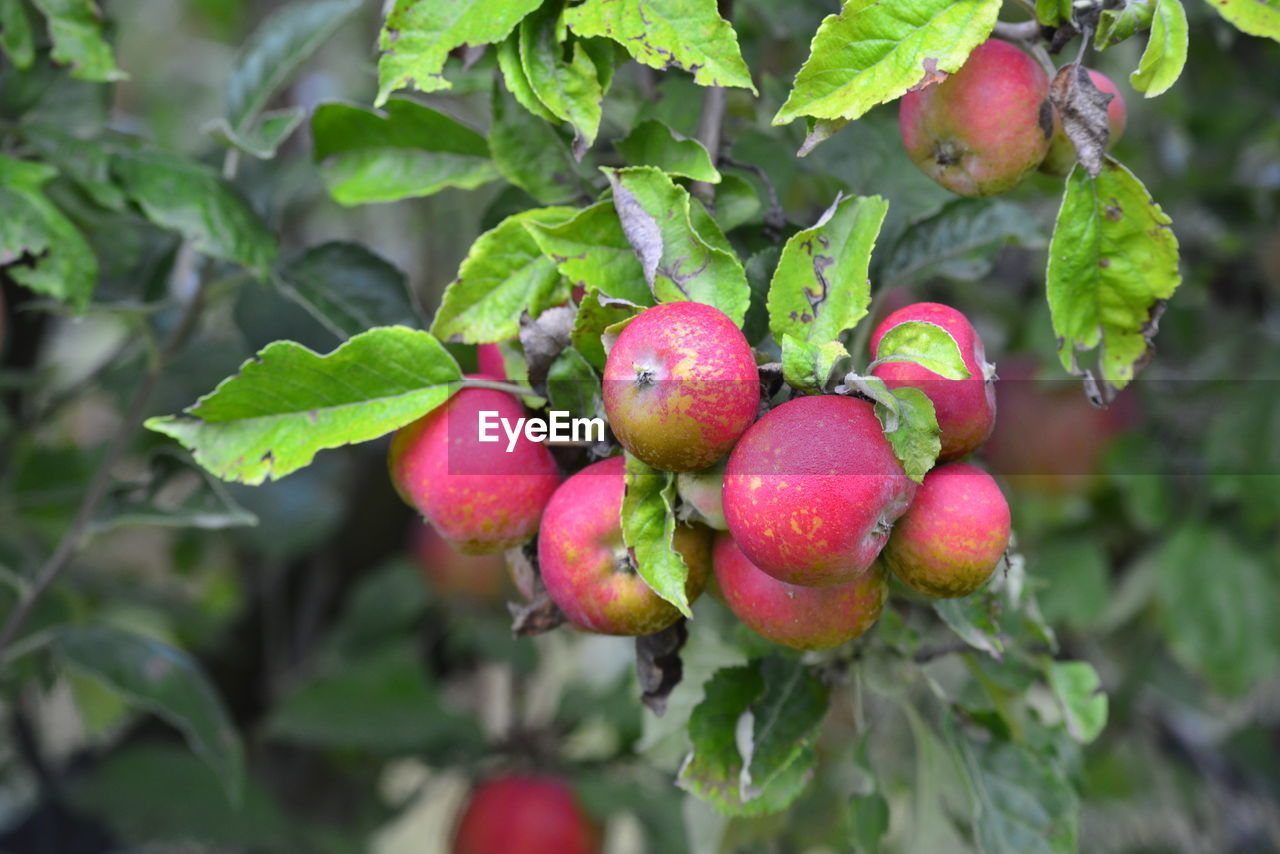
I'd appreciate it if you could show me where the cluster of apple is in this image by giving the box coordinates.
[900,38,1127,196]
[390,297,1012,652]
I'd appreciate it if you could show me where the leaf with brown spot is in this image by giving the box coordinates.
[908,56,950,91]
[520,304,578,398]
[1049,63,1114,178]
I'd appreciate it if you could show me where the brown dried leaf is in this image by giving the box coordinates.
[1049,63,1114,178]
[635,618,688,716]
[519,304,576,397]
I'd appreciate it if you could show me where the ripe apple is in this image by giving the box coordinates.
[676,458,729,531]
[869,302,996,461]
[983,356,1134,494]
[899,38,1053,197]
[476,343,507,379]
[411,520,509,601]
[388,375,561,554]
[452,774,599,854]
[1040,68,1127,177]
[882,462,1010,598]
[538,455,712,635]
[603,301,759,472]
[713,535,888,650]
[722,395,917,587]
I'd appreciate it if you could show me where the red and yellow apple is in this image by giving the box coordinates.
[538,456,712,635]
[714,535,888,650]
[722,395,917,587]
[603,301,759,472]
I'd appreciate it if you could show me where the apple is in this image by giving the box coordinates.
[713,535,888,650]
[476,343,507,379]
[899,38,1053,197]
[869,302,996,461]
[1040,68,1127,177]
[983,356,1134,494]
[882,462,1010,598]
[538,455,712,635]
[675,458,729,531]
[388,375,561,554]
[411,520,509,601]
[722,395,917,587]
[603,301,759,472]
[453,774,599,854]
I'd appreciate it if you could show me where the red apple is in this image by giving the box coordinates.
[869,302,996,461]
[603,301,759,472]
[1040,68,1127,177]
[882,462,1010,598]
[411,520,508,601]
[476,343,507,379]
[453,774,599,854]
[388,375,561,554]
[714,535,888,650]
[538,455,712,635]
[722,395,917,587]
[899,38,1053,197]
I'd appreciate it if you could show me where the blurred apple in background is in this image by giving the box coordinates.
[411,520,510,602]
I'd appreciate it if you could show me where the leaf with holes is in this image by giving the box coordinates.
[768,193,888,346]
[773,0,1001,127]
[145,327,462,485]
[1046,157,1180,392]
[376,0,543,103]
[565,0,755,92]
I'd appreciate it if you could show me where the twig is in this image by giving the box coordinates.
[992,20,1043,45]
[913,639,972,663]
[460,378,538,398]
[691,0,735,204]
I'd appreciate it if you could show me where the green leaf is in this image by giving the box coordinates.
[524,202,653,306]
[497,31,558,121]
[145,326,463,485]
[572,286,643,370]
[565,0,755,92]
[32,0,126,81]
[1095,0,1155,48]
[677,662,816,815]
[55,624,244,800]
[712,173,762,233]
[1045,661,1107,744]
[312,99,499,206]
[1036,0,1072,26]
[489,83,585,205]
[0,0,35,69]
[871,320,971,379]
[773,0,1001,126]
[519,2,603,156]
[879,198,1046,285]
[934,591,1004,659]
[767,193,888,346]
[1046,157,1180,390]
[1153,527,1280,695]
[431,207,576,344]
[276,241,416,339]
[781,335,847,395]
[376,0,543,104]
[268,643,484,754]
[743,656,829,796]
[605,166,750,325]
[225,0,358,134]
[111,149,276,271]
[876,385,942,483]
[621,454,693,617]
[616,119,721,183]
[0,154,97,312]
[546,346,603,422]
[946,716,1079,854]
[1204,0,1280,41]
[91,450,258,534]
[1130,0,1188,97]
[206,107,305,160]
[21,124,124,209]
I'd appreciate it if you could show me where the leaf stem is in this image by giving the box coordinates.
[459,378,540,398]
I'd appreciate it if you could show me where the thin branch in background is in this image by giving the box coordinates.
[691,0,735,205]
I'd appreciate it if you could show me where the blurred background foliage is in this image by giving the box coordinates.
[0,0,1278,851]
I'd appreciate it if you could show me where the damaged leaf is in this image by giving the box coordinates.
[636,619,688,715]
[1049,63,1115,178]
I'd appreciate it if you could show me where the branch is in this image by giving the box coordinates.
[992,20,1043,45]
[691,0,734,204]
[913,639,972,663]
